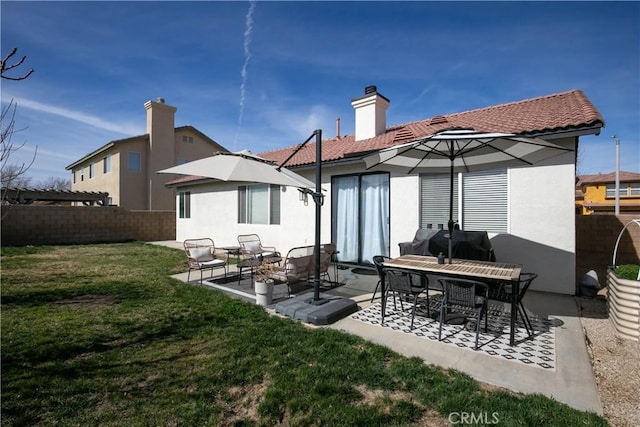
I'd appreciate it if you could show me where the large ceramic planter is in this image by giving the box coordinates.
[255,279,274,306]
[607,268,640,342]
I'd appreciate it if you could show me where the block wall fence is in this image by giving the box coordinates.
[576,214,640,287]
[2,205,638,293]
[1,205,175,246]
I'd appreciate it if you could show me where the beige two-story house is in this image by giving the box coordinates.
[66,98,227,210]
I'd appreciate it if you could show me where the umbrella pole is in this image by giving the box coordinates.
[313,129,322,302]
[448,160,454,264]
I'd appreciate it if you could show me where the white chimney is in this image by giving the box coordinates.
[351,85,390,141]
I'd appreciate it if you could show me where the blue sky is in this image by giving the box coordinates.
[1,1,638,183]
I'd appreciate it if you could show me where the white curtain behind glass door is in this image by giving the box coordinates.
[361,174,390,262]
[334,176,359,262]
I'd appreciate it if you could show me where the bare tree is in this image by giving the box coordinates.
[1,48,34,81]
[36,176,71,190]
[1,48,36,195]
[1,99,37,189]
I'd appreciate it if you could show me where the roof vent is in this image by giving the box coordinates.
[365,85,377,95]
[157,97,165,104]
[430,115,448,125]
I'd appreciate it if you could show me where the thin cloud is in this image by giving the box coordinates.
[234,0,257,150]
[9,96,142,136]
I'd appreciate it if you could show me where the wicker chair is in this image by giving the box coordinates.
[183,238,228,284]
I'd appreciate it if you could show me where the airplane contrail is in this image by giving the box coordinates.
[234,0,256,150]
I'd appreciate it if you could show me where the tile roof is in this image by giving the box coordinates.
[577,171,640,185]
[259,89,604,168]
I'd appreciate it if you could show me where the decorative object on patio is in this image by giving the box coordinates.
[438,278,489,350]
[253,261,280,306]
[364,128,573,263]
[183,238,228,284]
[607,218,640,342]
[157,150,316,189]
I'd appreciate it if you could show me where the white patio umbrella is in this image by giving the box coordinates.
[364,128,573,262]
[157,151,315,189]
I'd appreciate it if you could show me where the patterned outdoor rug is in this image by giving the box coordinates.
[351,295,556,370]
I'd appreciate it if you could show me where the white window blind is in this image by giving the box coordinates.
[420,174,458,230]
[462,169,507,232]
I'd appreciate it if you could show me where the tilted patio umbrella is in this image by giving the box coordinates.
[363,128,573,262]
[157,150,315,189]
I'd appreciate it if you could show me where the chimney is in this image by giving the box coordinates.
[336,117,341,138]
[351,85,390,141]
[144,97,177,210]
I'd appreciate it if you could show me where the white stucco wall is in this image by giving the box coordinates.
[490,149,577,294]
[175,142,577,294]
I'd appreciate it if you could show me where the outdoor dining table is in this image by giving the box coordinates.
[382,254,523,346]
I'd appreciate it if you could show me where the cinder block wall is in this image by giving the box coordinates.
[1,205,175,246]
[576,214,640,287]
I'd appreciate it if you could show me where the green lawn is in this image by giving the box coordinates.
[1,242,608,426]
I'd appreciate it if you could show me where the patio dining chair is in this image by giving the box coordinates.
[438,277,488,350]
[183,238,229,285]
[487,273,538,338]
[371,255,391,302]
[381,265,429,330]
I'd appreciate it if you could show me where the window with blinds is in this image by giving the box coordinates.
[420,173,458,230]
[237,184,281,225]
[420,169,508,233]
[462,169,507,232]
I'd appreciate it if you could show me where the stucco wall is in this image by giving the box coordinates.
[1,205,175,246]
[174,149,581,294]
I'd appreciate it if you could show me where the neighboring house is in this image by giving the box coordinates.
[65,98,227,210]
[167,87,604,295]
[576,171,640,215]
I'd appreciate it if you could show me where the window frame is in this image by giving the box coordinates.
[103,155,111,174]
[128,152,141,172]
[179,191,191,219]
[237,184,281,225]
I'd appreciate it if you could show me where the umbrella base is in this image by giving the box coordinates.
[275,293,358,325]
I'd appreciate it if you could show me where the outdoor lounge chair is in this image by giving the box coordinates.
[487,273,538,338]
[236,234,282,285]
[237,234,281,262]
[184,238,228,284]
[438,277,488,350]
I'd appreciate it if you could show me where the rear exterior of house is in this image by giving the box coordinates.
[66,98,227,210]
[169,87,604,295]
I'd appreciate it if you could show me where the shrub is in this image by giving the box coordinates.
[613,264,640,280]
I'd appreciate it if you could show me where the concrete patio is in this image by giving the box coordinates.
[157,241,602,415]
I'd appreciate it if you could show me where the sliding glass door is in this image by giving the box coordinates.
[332,173,389,264]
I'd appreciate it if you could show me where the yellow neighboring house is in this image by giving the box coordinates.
[576,171,640,215]
[66,98,227,210]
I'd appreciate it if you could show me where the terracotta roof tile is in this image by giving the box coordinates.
[577,171,640,185]
[259,89,604,168]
